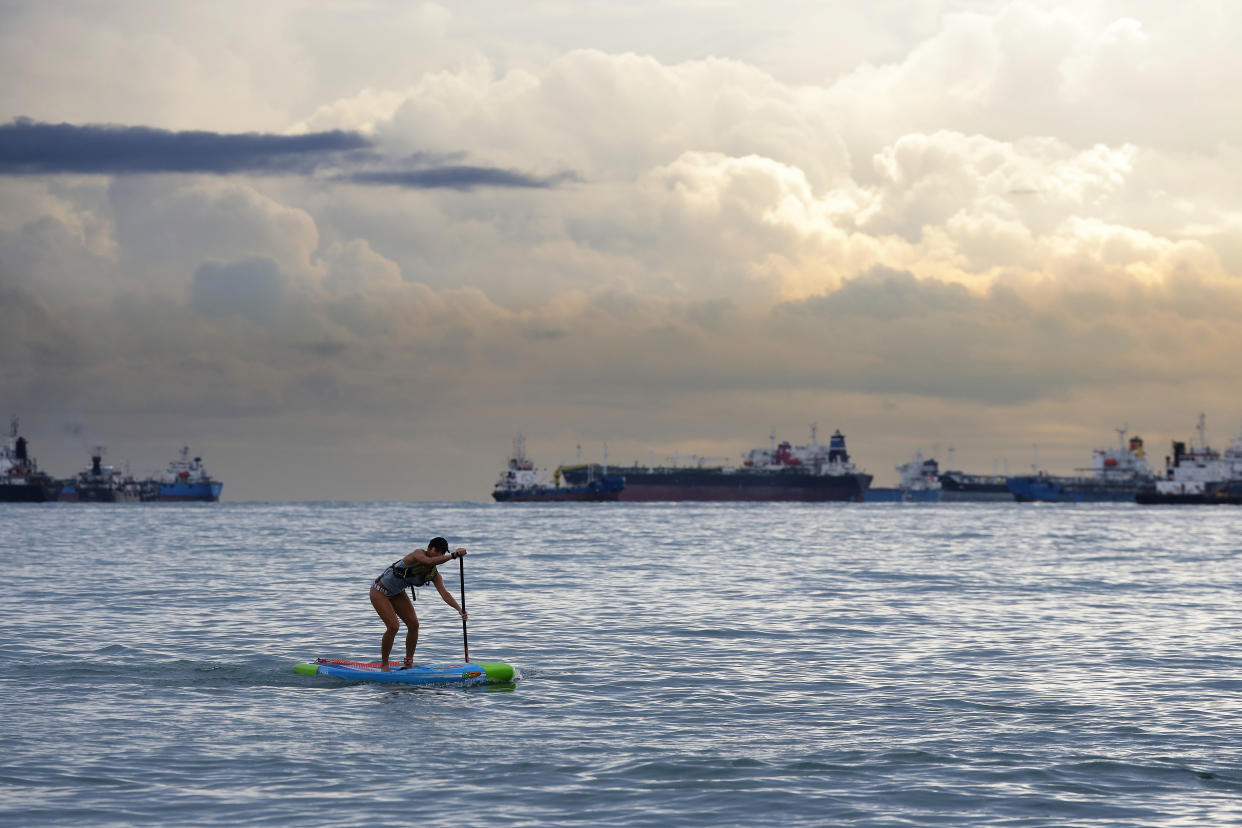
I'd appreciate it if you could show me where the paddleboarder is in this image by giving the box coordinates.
[370,537,467,670]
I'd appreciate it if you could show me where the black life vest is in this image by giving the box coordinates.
[387,559,438,588]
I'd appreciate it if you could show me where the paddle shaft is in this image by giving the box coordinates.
[459,554,469,662]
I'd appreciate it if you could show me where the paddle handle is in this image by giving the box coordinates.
[459,554,469,663]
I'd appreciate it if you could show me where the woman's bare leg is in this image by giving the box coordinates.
[390,590,419,665]
[370,585,401,670]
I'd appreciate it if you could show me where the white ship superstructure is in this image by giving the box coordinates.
[741,424,865,478]
[1152,415,1222,498]
[493,435,622,502]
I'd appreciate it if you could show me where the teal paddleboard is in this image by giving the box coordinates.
[294,658,514,686]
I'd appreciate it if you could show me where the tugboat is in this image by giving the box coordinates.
[864,452,941,502]
[1008,428,1154,503]
[0,416,60,502]
[61,446,147,503]
[493,435,624,502]
[158,447,223,501]
[1136,414,1242,505]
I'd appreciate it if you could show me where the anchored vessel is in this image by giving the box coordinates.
[937,470,1012,501]
[864,452,942,503]
[1136,415,1242,505]
[60,446,151,503]
[1008,429,1154,503]
[559,426,872,502]
[0,416,60,502]
[158,447,223,501]
[492,435,623,502]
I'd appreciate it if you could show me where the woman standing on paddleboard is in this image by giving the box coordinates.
[370,537,467,670]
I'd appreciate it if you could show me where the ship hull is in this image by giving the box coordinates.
[0,481,58,502]
[1008,476,1144,503]
[938,473,1012,502]
[159,481,223,502]
[864,488,941,503]
[1135,483,1242,505]
[493,489,620,503]
[75,485,142,503]
[938,490,1012,502]
[564,467,871,502]
[494,475,623,503]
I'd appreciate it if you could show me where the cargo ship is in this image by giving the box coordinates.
[493,435,623,502]
[158,446,223,501]
[1136,415,1242,505]
[1008,429,1154,503]
[558,426,872,502]
[864,452,941,503]
[937,470,1012,501]
[0,416,60,502]
[59,446,151,503]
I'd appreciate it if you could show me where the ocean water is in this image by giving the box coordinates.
[4,501,1242,827]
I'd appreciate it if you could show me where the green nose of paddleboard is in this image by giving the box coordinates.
[479,662,514,683]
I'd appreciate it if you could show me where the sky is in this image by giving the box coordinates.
[3,0,1242,501]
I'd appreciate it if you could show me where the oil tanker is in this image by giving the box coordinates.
[558,426,872,502]
[0,416,60,502]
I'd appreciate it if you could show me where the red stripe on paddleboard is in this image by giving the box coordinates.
[315,658,468,668]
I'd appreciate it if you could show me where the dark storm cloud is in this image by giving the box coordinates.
[0,118,372,175]
[345,166,576,190]
[0,119,575,189]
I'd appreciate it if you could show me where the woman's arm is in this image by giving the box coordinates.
[405,547,456,566]
[432,572,466,619]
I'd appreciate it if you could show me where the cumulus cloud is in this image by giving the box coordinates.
[190,258,288,321]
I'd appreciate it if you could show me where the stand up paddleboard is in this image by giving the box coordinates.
[294,658,515,686]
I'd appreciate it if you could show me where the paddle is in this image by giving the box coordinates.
[459,553,469,663]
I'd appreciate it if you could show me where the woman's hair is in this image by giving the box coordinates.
[428,537,449,552]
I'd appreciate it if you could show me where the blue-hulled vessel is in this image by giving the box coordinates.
[158,446,223,501]
[1008,428,1153,503]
